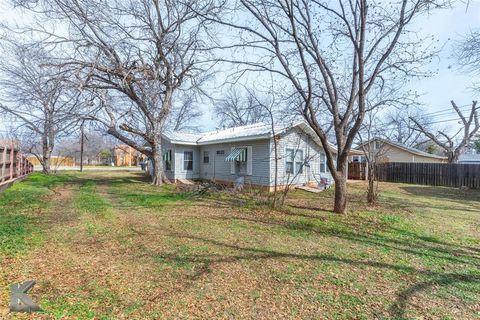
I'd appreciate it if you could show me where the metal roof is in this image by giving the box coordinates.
[163,121,333,148]
[162,121,364,157]
[458,154,480,163]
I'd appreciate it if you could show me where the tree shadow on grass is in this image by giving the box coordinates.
[400,186,480,205]
[73,172,479,266]
[58,172,480,317]
[105,177,479,268]
[178,204,480,267]
[138,229,480,319]
[388,273,480,319]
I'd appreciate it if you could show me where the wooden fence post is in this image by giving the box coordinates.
[1,145,6,182]
[9,142,14,180]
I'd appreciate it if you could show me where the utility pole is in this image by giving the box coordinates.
[80,120,84,172]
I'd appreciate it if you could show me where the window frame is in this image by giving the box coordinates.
[183,151,193,171]
[285,148,304,175]
[165,149,172,171]
[320,152,326,173]
[285,148,295,175]
[295,149,304,174]
[203,151,210,164]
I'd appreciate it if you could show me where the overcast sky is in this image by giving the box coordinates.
[0,1,479,132]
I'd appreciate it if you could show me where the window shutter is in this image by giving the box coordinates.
[230,147,235,174]
[247,146,253,175]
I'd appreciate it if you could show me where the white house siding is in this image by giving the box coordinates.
[270,127,334,187]
[198,139,271,186]
[161,127,335,187]
[161,139,176,181]
[173,145,201,180]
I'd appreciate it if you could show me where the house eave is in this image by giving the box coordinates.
[169,140,198,146]
[197,134,271,145]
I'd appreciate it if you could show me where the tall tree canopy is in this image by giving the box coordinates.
[13,0,222,184]
[209,0,450,213]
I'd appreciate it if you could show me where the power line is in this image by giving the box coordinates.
[421,104,472,116]
[422,106,473,118]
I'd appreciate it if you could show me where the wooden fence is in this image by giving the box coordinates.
[27,156,75,167]
[375,162,480,188]
[348,162,367,180]
[0,143,34,188]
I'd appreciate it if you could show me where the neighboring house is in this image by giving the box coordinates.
[27,156,75,167]
[355,138,447,163]
[160,122,337,190]
[114,145,144,166]
[458,154,480,164]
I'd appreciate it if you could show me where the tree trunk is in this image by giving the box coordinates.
[42,134,52,174]
[447,150,460,164]
[333,174,347,214]
[151,132,164,186]
[367,163,376,204]
[272,136,279,208]
[333,159,348,214]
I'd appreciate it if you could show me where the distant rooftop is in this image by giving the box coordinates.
[357,138,447,160]
[458,153,480,163]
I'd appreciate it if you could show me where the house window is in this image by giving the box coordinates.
[236,161,247,174]
[320,152,326,173]
[286,149,294,174]
[227,147,252,176]
[216,150,225,155]
[353,155,367,163]
[203,151,210,164]
[163,150,172,171]
[183,151,193,171]
[286,148,304,175]
[296,150,304,174]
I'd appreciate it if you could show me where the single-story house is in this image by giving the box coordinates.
[354,138,447,163]
[114,144,145,167]
[160,122,338,190]
[458,154,480,164]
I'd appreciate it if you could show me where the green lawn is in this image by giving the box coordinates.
[0,171,479,319]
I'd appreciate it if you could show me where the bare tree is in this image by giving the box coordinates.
[56,130,115,165]
[411,100,479,163]
[383,107,432,148]
[214,89,269,128]
[243,88,283,206]
[170,95,203,132]
[456,30,480,81]
[13,0,222,185]
[472,134,480,153]
[208,0,448,213]
[0,41,80,174]
[357,110,392,204]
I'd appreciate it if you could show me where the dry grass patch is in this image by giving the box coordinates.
[0,171,479,319]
